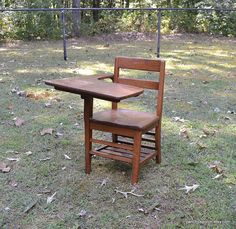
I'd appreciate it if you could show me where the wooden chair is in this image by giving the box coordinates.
[86,56,166,184]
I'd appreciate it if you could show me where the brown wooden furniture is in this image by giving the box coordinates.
[89,57,166,184]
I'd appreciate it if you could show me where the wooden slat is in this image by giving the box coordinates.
[146,131,156,136]
[142,137,155,143]
[118,78,159,90]
[91,145,156,165]
[90,122,135,137]
[116,56,163,72]
[91,138,133,151]
[91,149,132,163]
[117,139,156,151]
[117,135,155,144]
[140,152,157,165]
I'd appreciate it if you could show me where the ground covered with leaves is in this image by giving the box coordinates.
[0,33,236,228]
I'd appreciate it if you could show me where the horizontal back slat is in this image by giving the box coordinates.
[116,56,162,72]
[118,78,159,90]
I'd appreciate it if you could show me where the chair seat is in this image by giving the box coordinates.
[91,109,159,130]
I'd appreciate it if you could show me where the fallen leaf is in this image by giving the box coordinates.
[23,199,38,213]
[15,118,25,127]
[223,175,236,185]
[39,157,51,162]
[64,154,71,160]
[47,192,57,204]
[79,209,87,217]
[0,162,11,173]
[100,178,109,187]
[138,202,161,215]
[227,110,236,115]
[203,128,216,136]
[6,157,20,162]
[74,122,80,128]
[40,128,54,136]
[45,102,52,108]
[55,132,63,138]
[11,87,19,93]
[199,134,207,139]
[25,151,33,156]
[27,91,51,100]
[178,184,199,193]
[179,127,190,139]
[212,174,223,180]
[9,180,18,187]
[7,104,14,110]
[196,142,207,150]
[223,116,231,120]
[208,163,223,174]
[214,107,220,113]
[16,91,26,97]
[115,188,144,198]
[173,117,185,123]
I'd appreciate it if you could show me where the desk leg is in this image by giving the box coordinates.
[84,96,93,174]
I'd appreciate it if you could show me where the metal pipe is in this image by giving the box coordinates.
[157,11,162,58]
[0,7,235,12]
[61,10,67,61]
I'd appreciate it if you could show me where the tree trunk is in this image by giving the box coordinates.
[93,0,100,22]
[125,0,130,8]
[72,0,81,37]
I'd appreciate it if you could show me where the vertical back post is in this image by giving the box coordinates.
[61,10,67,61]
[156,10,162,58]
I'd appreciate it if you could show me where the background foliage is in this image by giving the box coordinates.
[0,0,236,40]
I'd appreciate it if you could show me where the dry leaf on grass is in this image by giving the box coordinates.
[196,142,207,150]
[25,151,33,156]
[173,116,185,123]
[203,128,216,136]
[208,163,223,174]
[39,157,51,162]
[100,178,109,187]
[6,157,20,162]
[40,128,54,136]
[0,162,11,173]
[14,118,25,127]
[212,174,223,180]
[178,184,199,193]
[115,188,144,198]
[79,210,87,217]
[179,127,190,139]
[138,202,161,215]
[23,199,38,214]
[27,91,51,100]
[224,175,236,185]
[227,110,236,115]
[9,180,18,187]
[55,132,63,138]
[44,102,52,108]
[47,192,57,204]
[64,154,71,160]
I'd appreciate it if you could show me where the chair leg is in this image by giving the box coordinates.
[155,124,161,164]
[84,97,93,174]
[112,134,118,143]
[131,132,142,184]
[85,128,92,174]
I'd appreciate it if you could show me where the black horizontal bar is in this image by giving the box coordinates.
[0,7,235,12]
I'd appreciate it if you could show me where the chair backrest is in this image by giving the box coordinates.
[112,56,166,118]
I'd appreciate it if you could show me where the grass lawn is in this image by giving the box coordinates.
[0,33,236,228]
